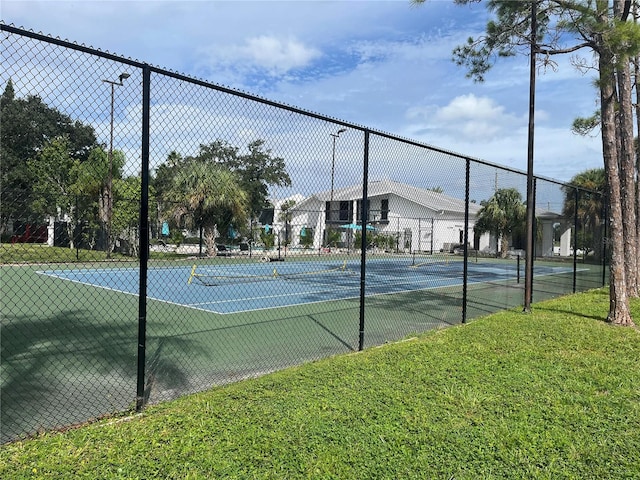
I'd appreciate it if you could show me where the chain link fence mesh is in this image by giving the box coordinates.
[1,25,607,443]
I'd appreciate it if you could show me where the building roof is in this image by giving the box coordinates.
[535,209,566,220]
[294,179,480,215]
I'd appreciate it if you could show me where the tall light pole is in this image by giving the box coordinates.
[326,128,346,248]
[102,72,129,257]
[329,128,347,209]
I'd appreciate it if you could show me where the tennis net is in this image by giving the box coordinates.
[188,260,353,286]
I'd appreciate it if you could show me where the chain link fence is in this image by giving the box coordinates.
[1,24,608,443]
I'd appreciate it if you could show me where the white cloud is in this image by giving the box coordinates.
[406,94,522,142]
[437,95,505,122]
[201,35,321,76]
[400,116,602,184]
[246,36,321,72]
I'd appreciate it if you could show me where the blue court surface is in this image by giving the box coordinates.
[37,259,574,315]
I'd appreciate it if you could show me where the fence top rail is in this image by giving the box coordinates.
[1,22,600,195]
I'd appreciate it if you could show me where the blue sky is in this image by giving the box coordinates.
[2,0,603,186]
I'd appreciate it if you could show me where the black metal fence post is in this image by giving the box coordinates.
[531,177,537,300]
[136,64,151,412]
[358,130,370,351]
[573,187,579,294]
[462,158,470,324]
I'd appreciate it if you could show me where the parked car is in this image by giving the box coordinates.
[451,243,476,255]
[450,243,465,254]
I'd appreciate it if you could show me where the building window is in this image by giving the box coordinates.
[380,199,389,221]
[339,201,351,221]
[356,199,370,222]
[325,201,334,222]
[326,201,352,223]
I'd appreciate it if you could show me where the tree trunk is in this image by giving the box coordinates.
[616,48,638,297]
[599,44,635,326]
[99,184,112,257]
[500,234,509,258]
[634,18,640,296]
[204,225,217,257]
[66,206,75,250]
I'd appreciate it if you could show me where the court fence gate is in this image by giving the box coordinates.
[0,24,608,443]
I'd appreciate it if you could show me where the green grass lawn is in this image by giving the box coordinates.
[1,288,638,479]
[0,243,189,263]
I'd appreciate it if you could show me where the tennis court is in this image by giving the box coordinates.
[36,257,576,315]
[4,255,593,443]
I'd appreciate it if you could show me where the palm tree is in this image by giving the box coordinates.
[562,169,606,261]
[164,161,248,257]
[474,188,526,258]
[277,199,296,247]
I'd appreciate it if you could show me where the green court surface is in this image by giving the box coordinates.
[1,254,604,443]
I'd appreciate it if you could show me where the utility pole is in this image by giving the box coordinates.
[524,0,537,312]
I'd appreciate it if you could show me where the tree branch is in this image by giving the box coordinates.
[536,41,594,55]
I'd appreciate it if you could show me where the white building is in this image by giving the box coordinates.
[535,209,573,257]
[276,179,489,253]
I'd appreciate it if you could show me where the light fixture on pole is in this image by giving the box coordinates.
[101,72,129,257]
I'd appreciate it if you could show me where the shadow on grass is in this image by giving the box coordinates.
[531,288,611,323]
[533,306,609,323]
